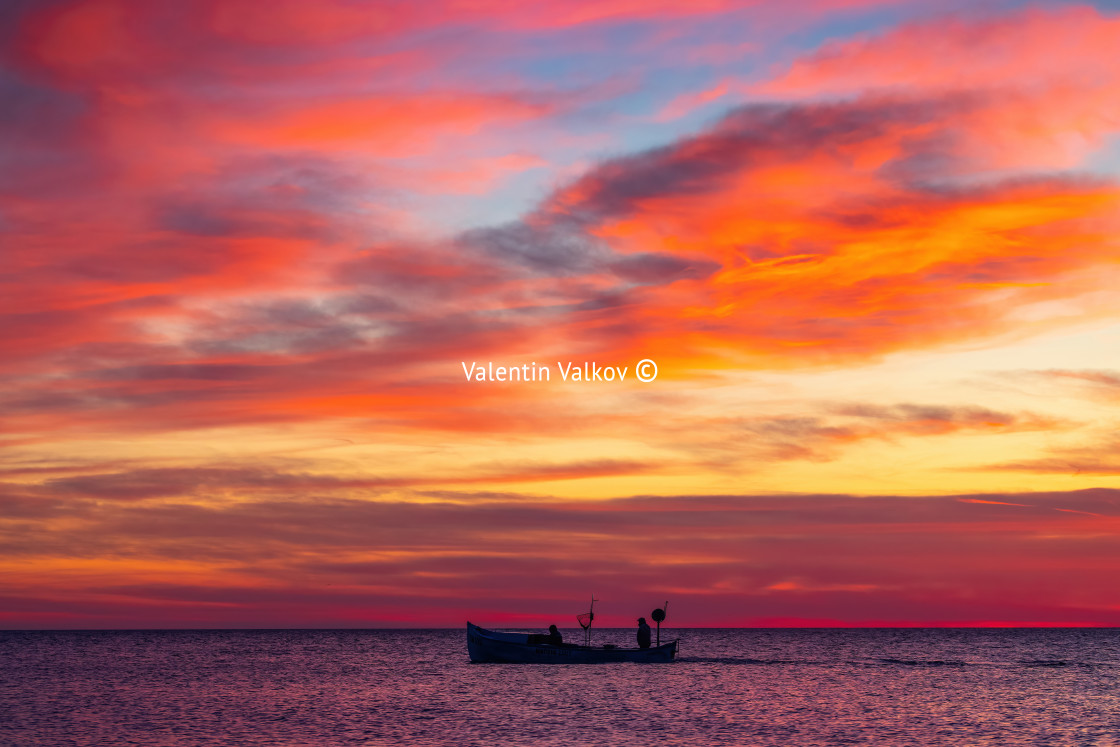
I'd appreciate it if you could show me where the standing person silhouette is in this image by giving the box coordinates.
[636,617,652,649]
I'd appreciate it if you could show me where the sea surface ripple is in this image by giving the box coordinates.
[2,628,1119,746]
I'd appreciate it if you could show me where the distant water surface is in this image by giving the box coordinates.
[2,628,1119,746]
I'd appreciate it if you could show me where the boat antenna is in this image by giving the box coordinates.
[577,595,597,647]
[651,601,668,647]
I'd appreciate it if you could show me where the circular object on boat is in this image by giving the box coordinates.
[651,608,666,622]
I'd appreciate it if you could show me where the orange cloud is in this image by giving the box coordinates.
[540,98,1120,368]
[982,439,1120,476]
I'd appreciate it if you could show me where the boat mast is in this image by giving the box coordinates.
[651,601,668,647]
[577,595,597,647]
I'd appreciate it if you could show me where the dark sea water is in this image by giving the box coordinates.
[2,628,1119,746]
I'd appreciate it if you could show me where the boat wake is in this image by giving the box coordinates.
[677,656,817,665]
[863,657,969,667]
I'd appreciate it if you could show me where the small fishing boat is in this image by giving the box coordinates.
[466,622,679,663]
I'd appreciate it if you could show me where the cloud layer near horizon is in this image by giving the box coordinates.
[5,483,1120,627]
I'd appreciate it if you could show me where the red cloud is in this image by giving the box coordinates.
[761,6,1120,99]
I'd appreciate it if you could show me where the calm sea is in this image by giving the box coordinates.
[2,628,1119,746]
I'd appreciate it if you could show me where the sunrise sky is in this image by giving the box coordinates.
[3,0,1120,629]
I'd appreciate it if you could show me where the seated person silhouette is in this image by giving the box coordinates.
[636,617,652,649]
[530,624,563,645]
